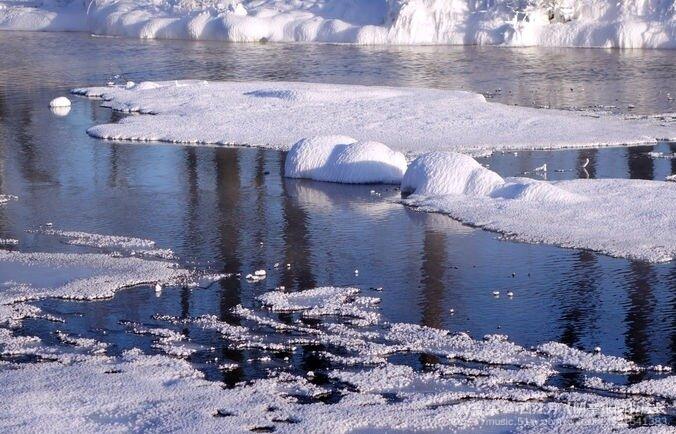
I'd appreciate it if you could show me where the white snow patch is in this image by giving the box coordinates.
[71,81,673,156]
[402,152,676,263]
[49,96,70,107]
[284,136,408,184]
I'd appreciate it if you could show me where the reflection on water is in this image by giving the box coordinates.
[0,32,675,381]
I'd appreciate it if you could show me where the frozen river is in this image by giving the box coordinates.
[0,31,675,430]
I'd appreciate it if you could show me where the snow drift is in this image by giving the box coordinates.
[402,152,676,263]
[0,0,673,48]
[284,136,407,184]
[72,80,673,155]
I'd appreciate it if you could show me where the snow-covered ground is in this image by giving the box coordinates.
[73,80,673,156]
[0,0,674,48]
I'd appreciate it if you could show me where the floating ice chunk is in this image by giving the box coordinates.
[533,163,548,172]
[253,269,266,277]
[0,238,18,246]
[401,152,504,197]
[49,96,71,108]
[667,174,676,182]
[0,194,17,205]
[284,136,408,184]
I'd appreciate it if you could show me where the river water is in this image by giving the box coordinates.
[1,31,675,387]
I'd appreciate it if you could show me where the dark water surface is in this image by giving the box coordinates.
[1,31,675,383]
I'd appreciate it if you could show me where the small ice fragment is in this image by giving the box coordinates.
[354,269,359,275]
[581,158,590,168]
[49,96,71,108]
[276,285,286,290]
[286,263,291,268]
[594,346,601,353]
[106,81,115,86]
[125,81,135,89]
[307,370,315,377]
[45,222,53,226]
[155,283,162,292]
[449,308,455,314]
[254,269,266,277]
[274,262,280,268]
[507,291,514,297]
[666,174,676,182]
[533,163,547,172]
[492,291,500,297]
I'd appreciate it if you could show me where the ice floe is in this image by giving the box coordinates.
[402,152,676,263]
[72,80,673,156]
[285,136,407,184]
[0,0,673,48]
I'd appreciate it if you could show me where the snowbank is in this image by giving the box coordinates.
[72,80,673,155]
[284,136,407,184]
[402,152,676,263]
[0,0,673,48]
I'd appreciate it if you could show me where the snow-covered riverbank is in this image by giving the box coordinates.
[0,0,674,48]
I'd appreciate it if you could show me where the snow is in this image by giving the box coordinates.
[402,152,676,263]
[49,96,70,107]
[72,80,673,156]
[0,0,673,48]
[2,285,674,432]
[284,136,407,184]
[0,287,674,433]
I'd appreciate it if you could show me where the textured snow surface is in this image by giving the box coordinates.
[402,152,676,263]
[2,286,673,432]
[0,0,673,48]
[72,80,672,156]
[284,136,408,184]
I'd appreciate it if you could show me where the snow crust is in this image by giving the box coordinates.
[3,285,672,432]
[284,136,407,184]
[0,0,674,48]
[402,152,676,262]
[72,80,673,156]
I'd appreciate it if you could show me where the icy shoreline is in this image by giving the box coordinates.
[0,0,674,48]
[2,284,675,432]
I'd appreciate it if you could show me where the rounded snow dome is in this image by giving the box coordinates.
[284,136,408,184]
[401,152,503,197]
[49,96,71,108]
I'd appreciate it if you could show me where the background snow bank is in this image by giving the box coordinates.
[0,0,673,48]
[402,152,676,263]
[73,80,673,155]
[284,136,407,184]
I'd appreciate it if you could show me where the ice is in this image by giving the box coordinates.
[72,80,672,156]
[0,250,189,330]
[284,136,408,184]
[0,0,673,48]
[2,285,674,432]
[48,96,70,107]
[0,194,18,205]
[402,152,676,263]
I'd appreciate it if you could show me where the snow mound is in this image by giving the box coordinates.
[402,152,676,262]
[284,136,407,184]
[72,80,672,155]
[401,151,503,196]
[49,96,70,107]
[0,0,673,48]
